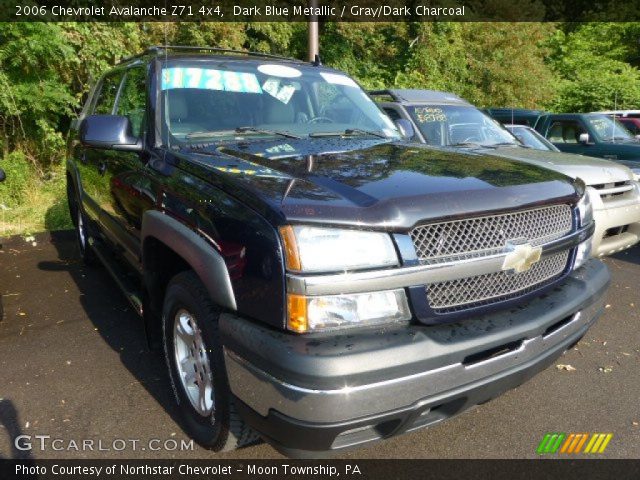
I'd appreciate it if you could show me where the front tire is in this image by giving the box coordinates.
[162,271,258,451]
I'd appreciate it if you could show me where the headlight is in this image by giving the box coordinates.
[287,289,411,333]
[279,225,399,273]
[574,239,592,270]
[576,191,593,227]
[631,168,640,182]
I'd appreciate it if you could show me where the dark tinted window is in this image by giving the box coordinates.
[620,119,640,135]
[383,107,402,121]
[117,67,147,137]
[93,72,124,115]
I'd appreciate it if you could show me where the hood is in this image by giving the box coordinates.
[182,139,579,230]
[477,145,634,185]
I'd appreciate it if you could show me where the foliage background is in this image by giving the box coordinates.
[0,21,639,235]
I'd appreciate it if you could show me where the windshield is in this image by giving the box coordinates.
[508,126,558,151]
[160,62,400,144]
[587,115,634,142]
[406,105,518,147]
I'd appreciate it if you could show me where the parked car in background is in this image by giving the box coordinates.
[616,117,640,135]
[487,109,640,173]
[486,110,640,172]
[484,107,548,127]
[595,111,640,136]
[504,124,560,151]
[534,113,640,164]
[595,110,640,119]
[373,89,640,257]
[66,48,609,457]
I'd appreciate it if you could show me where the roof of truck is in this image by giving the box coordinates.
[368,89,471,106]
[594,110,640,118]
[118,45,308,66]
[486,108,548,116]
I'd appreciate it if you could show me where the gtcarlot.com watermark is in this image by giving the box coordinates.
[14,434,194,452]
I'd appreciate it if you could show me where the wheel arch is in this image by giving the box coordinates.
[141,210,237,348]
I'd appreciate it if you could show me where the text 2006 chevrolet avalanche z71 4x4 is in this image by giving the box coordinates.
[66,47,609,457]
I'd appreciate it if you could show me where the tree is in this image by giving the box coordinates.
[546,23,640,111]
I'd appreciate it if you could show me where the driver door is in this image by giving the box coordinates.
[98,65,154,268]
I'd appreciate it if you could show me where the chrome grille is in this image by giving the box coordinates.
[410,204,572,262]
[426,251,570,313]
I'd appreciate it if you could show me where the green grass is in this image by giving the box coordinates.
[0,155,72,237]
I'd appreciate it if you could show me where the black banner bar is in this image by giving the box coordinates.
[2,0,640,22]
[2,459,640,480]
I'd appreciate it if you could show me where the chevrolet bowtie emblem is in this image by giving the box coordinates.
[502,242,542,273]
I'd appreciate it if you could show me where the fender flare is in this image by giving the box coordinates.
[141,210,237,311]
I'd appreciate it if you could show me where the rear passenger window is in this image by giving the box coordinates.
[93,72,124,115]
[117,67,147,137]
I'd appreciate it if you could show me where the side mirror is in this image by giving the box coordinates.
[0,168,5,182]
[80,115,142,152]
[395,119,415,140]
[578,133,590,145]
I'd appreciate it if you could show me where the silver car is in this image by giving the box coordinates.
[373,89,640,257]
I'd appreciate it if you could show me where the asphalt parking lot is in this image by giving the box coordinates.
[0,231,639,460]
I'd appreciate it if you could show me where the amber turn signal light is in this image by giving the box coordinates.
[279,225,302,271]
[287,294,308,333]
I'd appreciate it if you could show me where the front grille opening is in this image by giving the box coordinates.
[593,181,633,200]
[463,340,524,366]
[543,314,575,337]
[426,251,569,313]
[593,181,629,189]
[604,225,629,239]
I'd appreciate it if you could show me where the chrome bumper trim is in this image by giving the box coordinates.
[287,224,593,296]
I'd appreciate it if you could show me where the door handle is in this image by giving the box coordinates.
[98,162,107,175]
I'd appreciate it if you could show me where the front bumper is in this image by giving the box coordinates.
[220,260,609,456]
[591,188,640,257]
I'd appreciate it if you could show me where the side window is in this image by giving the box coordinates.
[116,67,147,137]
[628,122,640,135]
[547,120,585,144]
[93,72,124,115]
[383,107,402,122]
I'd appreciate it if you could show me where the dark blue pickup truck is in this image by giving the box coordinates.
[66,47,608,457]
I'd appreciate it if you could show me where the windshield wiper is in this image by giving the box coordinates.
[449,141,485,148]
[234,126,301,139]
[309,128,387,139]
[185,127,300,140]
[345,128,388,139]
[185,130,235,139]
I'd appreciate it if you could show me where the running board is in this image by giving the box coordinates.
[88,237,144,316]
